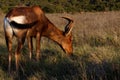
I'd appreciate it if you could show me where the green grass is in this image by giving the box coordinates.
[0,11,120,80]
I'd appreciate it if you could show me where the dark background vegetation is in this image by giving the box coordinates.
[0,0,120,13]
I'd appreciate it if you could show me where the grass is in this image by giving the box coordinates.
[0,11,120,80]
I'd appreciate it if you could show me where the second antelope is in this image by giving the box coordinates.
[4,6,74,72]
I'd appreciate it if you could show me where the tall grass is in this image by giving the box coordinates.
[0,11,120,80]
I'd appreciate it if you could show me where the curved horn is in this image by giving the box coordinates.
[62,17,74,36]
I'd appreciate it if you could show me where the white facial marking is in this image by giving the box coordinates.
[9,16,26,24]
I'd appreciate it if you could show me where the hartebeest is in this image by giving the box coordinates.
[3,6,74,72]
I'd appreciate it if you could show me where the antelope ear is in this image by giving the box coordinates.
[62,17,74,36]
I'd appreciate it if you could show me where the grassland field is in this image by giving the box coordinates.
[0,11,120,80]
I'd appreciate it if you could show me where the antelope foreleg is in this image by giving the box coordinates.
[36,33,41,61]
[27,37,33,60]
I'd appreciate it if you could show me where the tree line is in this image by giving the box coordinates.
[0,0,120,13]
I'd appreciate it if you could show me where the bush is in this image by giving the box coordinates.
[0,0,120,13]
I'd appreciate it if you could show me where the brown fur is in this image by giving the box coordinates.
[4,6,74,73]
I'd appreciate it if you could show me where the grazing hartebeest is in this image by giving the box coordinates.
[3,6,74,72]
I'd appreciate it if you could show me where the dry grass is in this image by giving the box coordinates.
[0,11,120,80]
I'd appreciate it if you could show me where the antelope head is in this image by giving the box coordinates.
[60,17,74,55]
